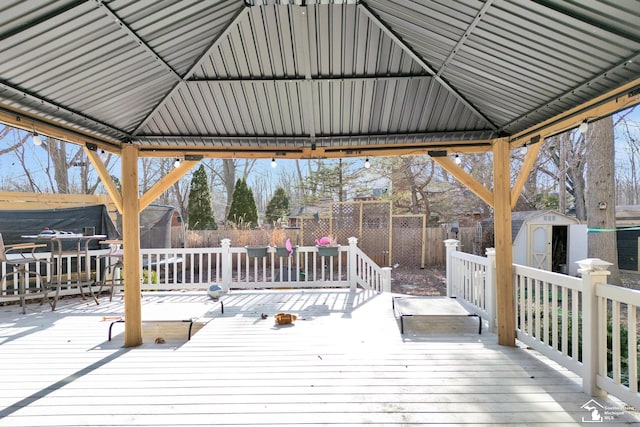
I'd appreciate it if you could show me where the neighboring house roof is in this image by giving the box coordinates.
[616,205,640,227]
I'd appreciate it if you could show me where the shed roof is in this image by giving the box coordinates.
[511,210,580,241]
[1,0,639,157]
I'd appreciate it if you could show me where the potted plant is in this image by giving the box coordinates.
[275,238,297,257]
[245,245,269,258]
[315,235,339,257]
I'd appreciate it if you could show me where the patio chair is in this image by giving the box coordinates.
[0,233,51,314]
[95,240,123,302]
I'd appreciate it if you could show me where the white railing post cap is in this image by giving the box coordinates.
[576,258,612,273]
[348,236,358,245]
[444,239,460,247]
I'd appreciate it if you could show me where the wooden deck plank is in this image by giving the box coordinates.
[0,289,638,426]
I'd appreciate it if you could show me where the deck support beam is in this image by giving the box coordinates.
[493,139,516,346]
[121,145,142,347]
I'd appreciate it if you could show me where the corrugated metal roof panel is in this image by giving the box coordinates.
[364,0,640,135]
[107,0,243,77]
[0,0,638,149]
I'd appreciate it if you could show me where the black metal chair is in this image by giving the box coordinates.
[96,240,123,302]
[0,234,51,314]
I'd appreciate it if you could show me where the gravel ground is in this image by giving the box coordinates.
[390,265,446,296]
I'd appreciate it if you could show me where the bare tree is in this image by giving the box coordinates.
[586,116,621,284]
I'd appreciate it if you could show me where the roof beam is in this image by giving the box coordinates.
[358,2,499,131]
[186,75,430,84]
[0,81,130,141]
[0,0,85,42]
[530,0,640,44]
[502,54,640,136]
[509,77,640,145]
[84,146,123,213]
[0,104,122,151]
[431,156,494,207]
[139,160,200,211]
[136,139,493,160]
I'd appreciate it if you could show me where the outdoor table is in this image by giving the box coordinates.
[21,233,107,309]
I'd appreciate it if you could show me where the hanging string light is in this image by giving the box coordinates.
[578,119,589,134]
[32,132,43,146]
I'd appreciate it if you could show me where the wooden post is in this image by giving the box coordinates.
[121,145,142,347]
[493,139,516,346]
[577,258,611,397]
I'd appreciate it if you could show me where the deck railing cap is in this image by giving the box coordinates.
[576,258,612,273]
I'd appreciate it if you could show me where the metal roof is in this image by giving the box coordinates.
[0,0,639,156]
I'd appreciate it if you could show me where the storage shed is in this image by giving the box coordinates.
[512,211,585,276]
[617,205,640,272]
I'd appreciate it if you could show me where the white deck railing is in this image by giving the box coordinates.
[0,237,391,302]
[446,240,640,410]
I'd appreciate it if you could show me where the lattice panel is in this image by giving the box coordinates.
[360,202,391,266]
[301,217,330,246]
[331,202,360,245]
[392,216,425,268]
[298,202,429,267]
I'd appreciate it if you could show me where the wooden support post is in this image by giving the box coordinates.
[493,139,516,346]
[121,145,142,347]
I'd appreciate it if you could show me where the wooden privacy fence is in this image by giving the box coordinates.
[0,192,118,221]
[189,224,478,268]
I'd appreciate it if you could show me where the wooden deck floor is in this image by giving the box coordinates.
[0,289,638,426]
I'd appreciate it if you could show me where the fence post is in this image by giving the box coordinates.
[485,248,497,333]
[577,258,611,397]
[444,239,460,297]
[348,237,358,291]
[221,238,232,292]
[381,267,392,293]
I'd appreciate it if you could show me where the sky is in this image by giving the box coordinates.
[0,105,638,195]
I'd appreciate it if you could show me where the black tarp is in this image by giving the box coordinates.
[0,204,120,251]
[116,204,184,248]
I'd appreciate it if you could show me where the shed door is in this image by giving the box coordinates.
[529,224,551,270]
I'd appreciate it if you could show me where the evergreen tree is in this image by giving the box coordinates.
[187,165,217,230]
[227,178,259,228]
[265,187,290,224]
